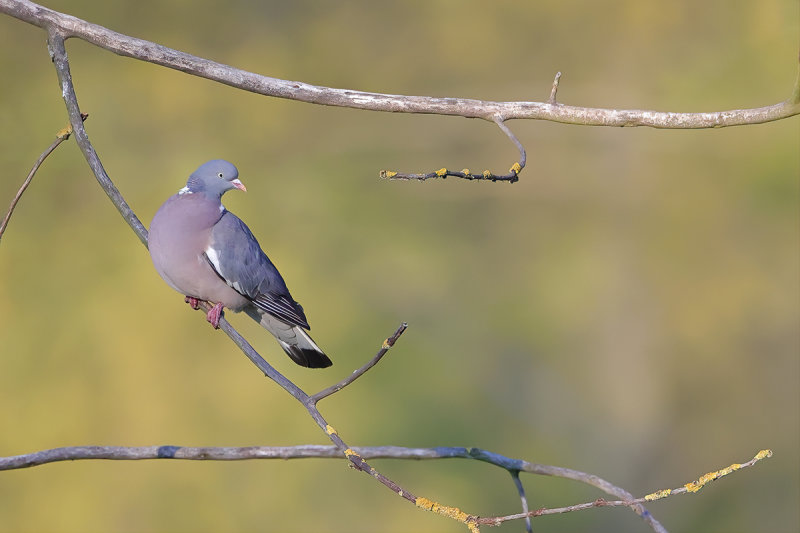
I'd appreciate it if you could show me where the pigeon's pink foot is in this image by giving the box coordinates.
[206,302,224,329]
[184,296,201,310]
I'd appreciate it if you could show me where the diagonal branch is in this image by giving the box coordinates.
[312,322,408,403]
[47,30,147,246]
[0,114,86,243]
[2,0,798,129]
[47,28,429,521]
[46,26,510,532]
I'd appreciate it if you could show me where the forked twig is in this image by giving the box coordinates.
[479,450,772,527]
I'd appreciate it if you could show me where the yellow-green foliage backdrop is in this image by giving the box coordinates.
[1,1,797,532]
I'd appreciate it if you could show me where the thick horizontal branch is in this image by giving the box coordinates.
[0,442,664,532]
[0,443,652,483]
[4,445,769,533]
[0,444,656,511]
[2,0,798,128]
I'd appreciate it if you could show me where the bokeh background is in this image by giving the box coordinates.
[1,1,797,532]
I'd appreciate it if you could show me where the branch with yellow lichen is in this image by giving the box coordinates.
[0,2,783,532]
[645,449,773,501]
[0,443,772,533]
[416,498,480,533]
[478,449,773,528]
[381,116,526,183]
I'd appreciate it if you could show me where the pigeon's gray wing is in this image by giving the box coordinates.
[205,210,310,329]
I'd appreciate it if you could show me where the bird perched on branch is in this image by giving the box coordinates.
[148,159,332,368]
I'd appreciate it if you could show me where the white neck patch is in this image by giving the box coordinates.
[178,186,192,195]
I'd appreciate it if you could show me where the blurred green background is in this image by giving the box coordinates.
[1,1,797,532]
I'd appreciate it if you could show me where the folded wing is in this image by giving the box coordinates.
[205,210,310,330]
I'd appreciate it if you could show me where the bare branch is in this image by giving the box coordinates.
[1,0,797,129]
[494,116,527,169]
[312,322,408,403]
[548,72,562,104]
[193,301,311,404]
[447,446,666,531]
[0,443,664,531]
[508,470,533,533]
[0,116,85,243]
[2,444,769,532]
[47,31,147,246]
[480,450,773,528]
[191,304,427,513]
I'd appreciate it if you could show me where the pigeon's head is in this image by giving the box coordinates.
[184,159,246,198]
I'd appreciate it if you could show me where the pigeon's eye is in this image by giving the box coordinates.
[217,172,224,178]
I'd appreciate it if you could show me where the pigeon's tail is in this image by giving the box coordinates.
[277,326,332,369]
[245,307,332,368]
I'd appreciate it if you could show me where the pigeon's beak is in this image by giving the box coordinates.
[231,179,247,192]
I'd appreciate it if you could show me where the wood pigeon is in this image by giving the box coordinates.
[148,159,332,368]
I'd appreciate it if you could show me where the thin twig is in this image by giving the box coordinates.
[456,447,666,532]
[1,0,798,128]
[494,116,527,167]
[380,118,526,183]
[479,449,772,527]
[0,114,86,243]
[196,305,433,513]
[548,71,562,104]
[192,303,425,507]
[509,471,532,533]
[311,322,408,403]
